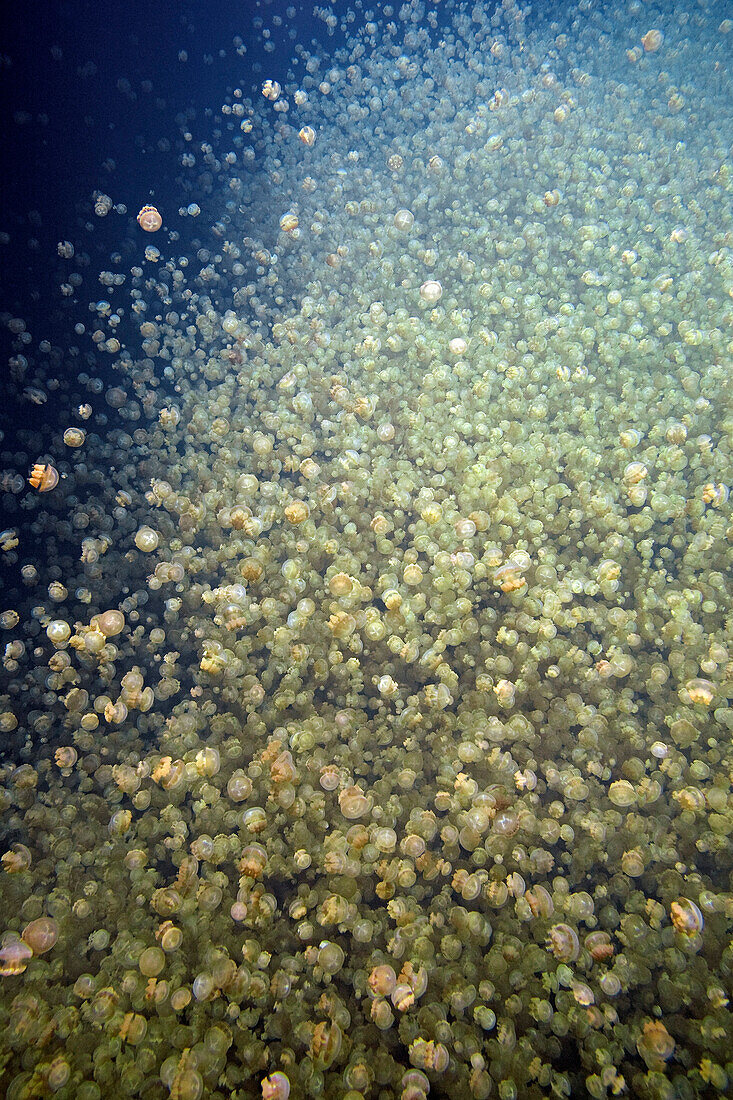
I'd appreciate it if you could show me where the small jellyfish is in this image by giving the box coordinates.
[93,610,126,637]
[156,922,183,952]
[670,898,704,936]
[338,784,371,819]
[262,79,281,100]
[284,501,309,524]
[21,917,59,955]
[420,280,442,304]
[368,964,397,996]
[63,427,86,448]
[1,844,32,873]
[684,678,715,706]
[238,843,268,878]
[0,938,33,976]
[28,463,59,492]
[637,1020,674,1070]
[137,205,163,232]
[409,1038,450,1073]
[494,680,516,708]
[261,1072,290,1099]
[134,526,160,552]
[641,29,664,51]
[448,336,468,355]
[546,923,580,962]
[585,931,614,961]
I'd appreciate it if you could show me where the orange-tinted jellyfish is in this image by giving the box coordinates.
[28,464,59,492]
[137,205,162,232]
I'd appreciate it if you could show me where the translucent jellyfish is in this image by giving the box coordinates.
[27,464,59,492]
[136,205,163,232]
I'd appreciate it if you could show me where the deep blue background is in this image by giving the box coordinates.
[0,0,487,470]
[0,0,318,526]
[0,0,310,324]
[0,0,357,510]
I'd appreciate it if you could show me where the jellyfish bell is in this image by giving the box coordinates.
[0,938,33,976]
[261,1072,290,1100]
[262,79,282,101]
[21,917,59,955]
[63,427,86,448]
[137,205,163,232]
[641,29,664,51]
[420,280,442,304]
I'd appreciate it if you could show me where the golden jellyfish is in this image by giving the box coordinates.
[637,1020,674,1070]
[138,946,165,977]
[284,500,309,524]
[319,765,340,791]
[494,679,516,707]
[670,897,704,936]
[623,461,647,485]
[403,564,423,586]
[608,779,637,807]
[702,482,729,506]
[21,917,59,955]
[1,844,32,873]
[46,1057,71,1090]
[134,526,159,552]
[420,501,443,524]
[371,998,394,1029]
[46,620,71,645]
[156,922,183,952]
[118,1013,147,1045]
[409,1038,450,1073]
[684,678,715,706]
[448,336,468,355]
[28,463,59,492]
[226,771,252,801]
[393,208,414,231]
[329,572,353,596]
[585,931,614,961]
[63,427,86,448]
[92,609,126,637]
[0,938,33,976]
[298,126,316,146]
[171,988,191,1012]
[546,923,580,962]
[368,964,397,996]
[641,29,664,51]
[262,1073,290,1100]
[338,784,372,819]
[262,79,281,100]
[310,1021,343,1069]
[239,843,268,878]
[571,981,595,1007]
[419,280,443,304]
[621,849,646,877]
[137,205,163,232]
